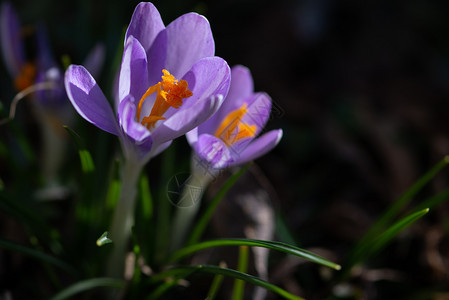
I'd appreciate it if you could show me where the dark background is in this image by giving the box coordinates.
[2,0,449,299]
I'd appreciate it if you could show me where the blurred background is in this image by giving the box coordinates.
[2,0,449,299]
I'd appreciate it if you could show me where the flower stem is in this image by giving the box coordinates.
[169,167,214,252]
[106,158,142,278]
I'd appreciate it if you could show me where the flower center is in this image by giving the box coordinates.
[14,62,36,91]
[136,69,193,129]
[214,103,257,146]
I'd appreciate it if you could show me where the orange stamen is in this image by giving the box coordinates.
[136,69,193,129]
[214,103,257,146]
[14,62,36,91]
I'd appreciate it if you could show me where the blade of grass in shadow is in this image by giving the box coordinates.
[232,246,249,300]
[0,238,76,275]
[168,238,341,270]
[64,126,95,173]
[186,164,251,246]
[348,156,448,264]
[49,277,126,300]
[412,188,449,212]
[367,208,429,258]
[153,265,304,300]
[344,208,430,275]
[206,261,227,300]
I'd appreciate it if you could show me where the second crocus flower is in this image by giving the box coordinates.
[170,65,282,250]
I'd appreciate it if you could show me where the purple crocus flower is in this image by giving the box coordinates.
[65,2,231,164]
[186,65,283,170]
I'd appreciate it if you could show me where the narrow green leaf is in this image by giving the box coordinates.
[79,149,95,173]
[206,262,227,300]
[155,265,304,300]
[106,160,121,209]
[187,164,251,246]
[96,231,112,247]
[413,188,449,212]
[168,238,341,270]
[232,246,249,300]
[139,173,153,219]
[49,278,125,300]
[64,126,95,173]
[0,238,75,274]
[359,156,448,247]
[345,208,430,274]
[368,208,429,256]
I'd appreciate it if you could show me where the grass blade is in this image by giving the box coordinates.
[232,246,249,300]
[0,238,75,274]
[155,265,304,300]
[168,238,341,270]
[49,278,125,300]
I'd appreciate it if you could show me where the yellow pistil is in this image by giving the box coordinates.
[14,62,36,91]
[214,103,257,146]
[136,69,193,129]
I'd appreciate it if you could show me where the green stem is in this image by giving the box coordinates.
[106,158,142,278]
[169,169,214,252]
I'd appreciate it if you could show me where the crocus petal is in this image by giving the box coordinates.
[242,92,272,136]
[125,2,165,53]
[119,36,149,106]
[159,56,230,121]
[117,94,151,143]
[151,94,223,145]
[165,13,215,78]
[65,65,119,135]
[232,129,283,166]
[185,127,199,148]
[125,2,167,85]
[219,65,254,115]
[196,134,233,169]
[148,140,172,159]
[0,2,25,76]
[83,43,105,79]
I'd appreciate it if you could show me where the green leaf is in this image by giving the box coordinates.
[49,278,125,300]
[0,238,75,274]
[139,173,153,219]
[206,262,227,300]
[168,238,341,270]
[232,246,249,300]
[154,265,304,300]
[187,163,251,246]
[357,156,448,249]
[64,126,95,173]
[368,208,430,257]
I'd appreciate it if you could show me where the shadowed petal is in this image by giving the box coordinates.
[218,65,254,117]
[0,2,25,76]
[242,92,272,136]
[117,95,151,143]
[165,13,215,78]
[185,127,199,149]
[117,95,153,159]
[196,134,233,169]
[65,65,119,135]
[83,43,105,79]
[118,36,149,105]
[232,129,283,165]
